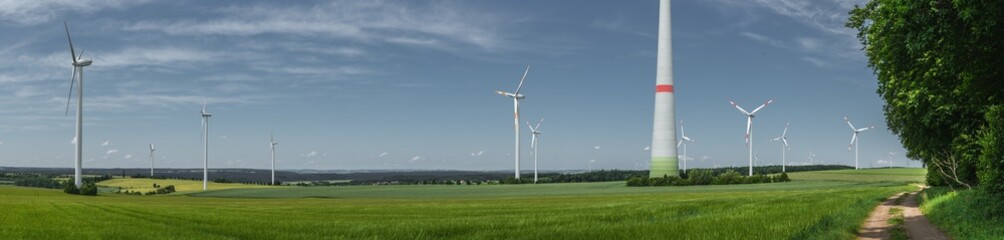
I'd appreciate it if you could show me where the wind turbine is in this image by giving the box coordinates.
[730,99,773,176]
[526,118,542,184]
[495,64,530,180]
[844,116,874,170]
[891,151,899,168]
[649,0,679,178]
[64,22,93,188]
[270,132,278,185]
[201,99,212,190]
[149,144,155,177]
[770,122,790,172]
[676,120,695,173]
[808,151,816,165]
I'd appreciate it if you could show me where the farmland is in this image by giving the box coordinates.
[0,169,924,239]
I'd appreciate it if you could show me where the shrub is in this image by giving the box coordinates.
[715,170,743,185]
[63,182,79,195]
[979,105,1004,195]
[688,169,714,185]
[79,183,98,196]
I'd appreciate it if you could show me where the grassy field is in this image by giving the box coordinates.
[0,169,925,239]
[99,178,277,194]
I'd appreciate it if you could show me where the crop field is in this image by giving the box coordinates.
[0,169,924,239]
[99,178,278,194]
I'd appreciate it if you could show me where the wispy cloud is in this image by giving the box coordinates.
[123,154,133,160]
[378,152,388,157]
[101,140,110,146]
[105,149,118,155]
[0,0,151,25]
[305,151,318,157]
[410,155,422,162]
[124,1,509,52]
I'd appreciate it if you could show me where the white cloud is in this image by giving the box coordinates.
[101,140,110,146]
[96,47,219,68]
[105,149,118,155]
[218,135,227,139]
[0,141,4,144]
[123,1,508,52]
[0,0,151,25]
[305,151,318,157]
[476,150,484,156]
[594,146,600,150]
[378,152,389,157]
[123,154,133,160]
[410,155,422,162]
[644,146,650,151]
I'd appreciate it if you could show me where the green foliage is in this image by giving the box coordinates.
[13,176,62,189]
[62,182,79,195]
[979,105,1004,195]
[79,183,98,196]
[847,0,1004,188]
[920,187,1004,239]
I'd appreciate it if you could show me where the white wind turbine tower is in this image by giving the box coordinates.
[149,144,155,177]
[891,151,899,168]
[808,151,816,165]
[844,116,874,170]
[770,122,791,172]
[270,132,278,185]
[730,99,773,176]
[495,65,530,180]
[526,118,543,184]
[63,22,93,188]
[677,120,695,172]
[200,99,212,190]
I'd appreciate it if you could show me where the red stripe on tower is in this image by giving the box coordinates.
[656,84,674,93]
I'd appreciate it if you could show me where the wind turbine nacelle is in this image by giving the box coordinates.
[74,59,92,66]
[514,94,525,99]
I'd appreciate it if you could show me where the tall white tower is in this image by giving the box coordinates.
[650,0,679,178]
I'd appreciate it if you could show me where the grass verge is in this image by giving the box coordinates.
[919,187,1004,240]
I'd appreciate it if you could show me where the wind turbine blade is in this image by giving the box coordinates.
[514,64,530,94]
[848,133,857,151]
[845,116,856,130]
[782,122,789,137]
[750,99,773,114]
[745,117,752,144]
[730,100,751,115]
[677,140,683,148]
[65,67,76,116]
[682,136,692,142]
[530,135,537,149]
[535,118,543,130]
[64,22,77,64]
[782,138,789,148]
[858,126,873,132]
[526,121,534,131]
[772,137,782,142]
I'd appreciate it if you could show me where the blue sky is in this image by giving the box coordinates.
[0,0,911,171]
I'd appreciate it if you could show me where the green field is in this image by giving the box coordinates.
[99,178,278,194]
[0,169,925,239]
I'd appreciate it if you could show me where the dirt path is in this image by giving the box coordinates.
[858,190,951,240]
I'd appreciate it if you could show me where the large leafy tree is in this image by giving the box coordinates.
[847,0,1003,188]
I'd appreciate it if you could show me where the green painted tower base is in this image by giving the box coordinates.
[650,156,679,178]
